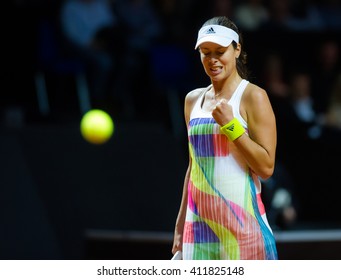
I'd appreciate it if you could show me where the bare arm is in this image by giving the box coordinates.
[234,89,277,179]
[212,85,277,179]
[172,89,202,254]
[172,159,190,254]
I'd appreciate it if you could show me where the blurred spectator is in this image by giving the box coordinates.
[175,0,209,46]
[287,0,325,31]
[324,73,341,129]
[60,0,123,107]
[259,0,293,31]
[261,161,298,230]
[234,0,269,31]
[113,0,162,118]
[317,0,341,30]
[152,0,179,42]
[273,70,321,220]
[151,0,203,45]
[286,69,341,220]
[209,0,234,18]
[274,70,317,158]
[184,0,235,27]
[261,52,289,99]
[289,71,321,137]
[115,0,161,54]
[310,39,341,117]
[259,52,290,161]
[152,0,186,44]
[260,0,325,31]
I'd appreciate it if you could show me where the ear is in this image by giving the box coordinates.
[235,43,241,58]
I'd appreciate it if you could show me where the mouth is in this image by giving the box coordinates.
[209,66,223,75]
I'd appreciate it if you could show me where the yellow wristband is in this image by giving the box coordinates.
[220,118,245,141]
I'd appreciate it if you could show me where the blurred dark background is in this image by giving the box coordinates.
[1,0,341,260]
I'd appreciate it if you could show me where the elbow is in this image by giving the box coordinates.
[258,165,275,180]
[257,152,276,180]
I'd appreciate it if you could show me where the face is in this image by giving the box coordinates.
[199,42,240,81]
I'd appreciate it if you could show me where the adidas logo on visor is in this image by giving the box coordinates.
[205,27,216,34]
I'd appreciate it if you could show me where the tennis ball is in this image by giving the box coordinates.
[80,109,114,144]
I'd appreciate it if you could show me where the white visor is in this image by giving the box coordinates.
[195,25,239,49]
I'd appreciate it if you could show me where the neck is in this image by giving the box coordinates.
[211,75,243,99]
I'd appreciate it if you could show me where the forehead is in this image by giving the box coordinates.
[199,42,230,51]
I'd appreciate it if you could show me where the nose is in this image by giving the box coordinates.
[206,54,218,63]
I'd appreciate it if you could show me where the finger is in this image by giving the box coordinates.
[216,99,226,106]
[172,244,181,254]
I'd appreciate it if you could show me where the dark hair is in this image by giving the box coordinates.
[201,16,249,80]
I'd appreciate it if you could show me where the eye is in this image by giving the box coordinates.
[201,51,211,57]
[200,49,225,57]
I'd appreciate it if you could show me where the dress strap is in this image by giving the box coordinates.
[190,85,212,120]
[228,79,249,128]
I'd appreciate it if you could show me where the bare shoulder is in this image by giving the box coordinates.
[243,82,270,105]
[185,87,206,103]
[244,82,268,101]
[241,82,274,121]
[184,87,207,123]
[185,87,207,111]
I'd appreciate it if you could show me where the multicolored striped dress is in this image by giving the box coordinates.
[182,79,278,260]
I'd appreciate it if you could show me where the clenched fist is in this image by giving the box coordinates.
[212,98,234,126]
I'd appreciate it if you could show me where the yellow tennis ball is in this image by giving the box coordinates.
[80,109,114,144]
